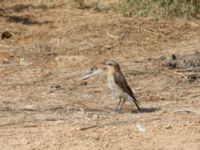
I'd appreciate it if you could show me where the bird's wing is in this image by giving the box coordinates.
[113,72,141,110]
[113,72,134,97]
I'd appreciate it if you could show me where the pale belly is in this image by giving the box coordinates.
[107,76,126,98]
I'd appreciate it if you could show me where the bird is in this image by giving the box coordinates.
[104,60,141,112]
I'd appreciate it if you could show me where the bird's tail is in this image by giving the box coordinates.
[129,95,141,111]
[133,97,141,110]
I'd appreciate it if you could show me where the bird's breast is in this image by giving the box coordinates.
[107,73,128,99]
[107,75,115,90]
[107,75,121,95]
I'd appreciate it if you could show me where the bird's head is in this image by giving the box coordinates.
[104,60,121,72]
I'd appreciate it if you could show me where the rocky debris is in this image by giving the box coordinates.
[164,125,173,129]
[1,31,12,39]
[162,54,177,69]
[183,51,200,68]
[163,61,177,69]
[49,84,62,93]
[187,74,197,83]
[162,52,200,70]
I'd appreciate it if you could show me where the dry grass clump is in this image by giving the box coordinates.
[67,0,200,18]
[3,0,198,18]
[118,0,200,18]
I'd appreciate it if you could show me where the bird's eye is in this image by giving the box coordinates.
[108,63,112,66]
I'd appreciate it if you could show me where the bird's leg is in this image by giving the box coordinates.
[118,98,126,112]
[115,97,122,112]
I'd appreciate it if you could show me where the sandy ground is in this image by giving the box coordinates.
[0,0,200,150]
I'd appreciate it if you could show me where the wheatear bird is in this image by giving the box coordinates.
[104,60,141,112]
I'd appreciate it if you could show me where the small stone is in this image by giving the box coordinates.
[129,134,133,139]
[92,114,98,119]
[171,54,177,60]
[80,81,87,86]
[95,136,100,140]
[1,31,12,39]
[165,125,172,129]
[104,142,109,147]
[187,74,197,83]
[162,62,177,69]
[51,84,61,89]
[49,84,62,93]
[105,44,113,50]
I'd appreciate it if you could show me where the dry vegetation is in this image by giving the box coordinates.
[119,0,200,18]
[0,0,200,150]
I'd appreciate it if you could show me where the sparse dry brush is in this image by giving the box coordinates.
[119,0,200,18]
[69,0,200,18]
[1,0,199,18]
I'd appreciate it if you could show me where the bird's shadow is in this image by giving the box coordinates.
[131,107,160,113]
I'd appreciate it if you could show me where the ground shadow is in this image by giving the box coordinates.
[7,15,41,25]
[132,107,160,113]
[87,106,161,114]
[0,4,53,25]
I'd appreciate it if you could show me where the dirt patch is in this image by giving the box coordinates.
[0,1,200,150]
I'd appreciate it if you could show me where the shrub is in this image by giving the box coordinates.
[119,0,200,18]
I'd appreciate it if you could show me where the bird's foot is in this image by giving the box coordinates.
[114,108,122,113]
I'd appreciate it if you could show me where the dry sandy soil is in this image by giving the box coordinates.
[0,0,200,150]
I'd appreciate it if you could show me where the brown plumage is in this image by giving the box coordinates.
[104,60,141,112]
